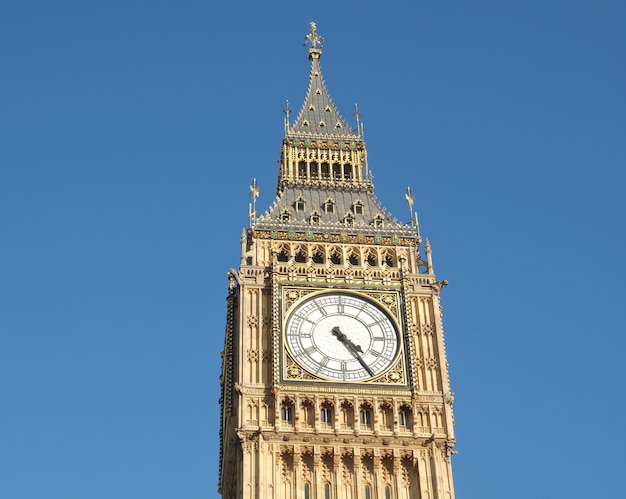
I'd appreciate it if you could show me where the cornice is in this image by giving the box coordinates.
[252,229,419,246]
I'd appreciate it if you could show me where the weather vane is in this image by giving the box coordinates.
[304,22,324,49]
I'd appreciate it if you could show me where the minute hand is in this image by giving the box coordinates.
[331,327,375,377]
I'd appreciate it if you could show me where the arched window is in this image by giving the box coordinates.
[385,485,391,499]
[399,406,412,430]
[330,252,341,265]
[320,402,333,427]
[359,405,372,427]
[281,400,294,424]
[321,162,330,178]
[344,164,352,179]
[417,407,429,433]
[365,485,372,499]
[332,163,341,179]
[277,249,289,262]
[294,250,306,263]
[298,161,307,178]
[324,483,331,499]
[301,400,314,429]
[281,406,292,422]
[310,162,319,178]
[304,483,311,499]
[340,401,354,430]
[380,403,393,432]
[295,197,306,212]
[348,251,359,266]
[312,249,324,264]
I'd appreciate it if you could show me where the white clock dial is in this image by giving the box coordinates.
[284,293,399,381]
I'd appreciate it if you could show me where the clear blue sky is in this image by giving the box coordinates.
[2,1,625,498]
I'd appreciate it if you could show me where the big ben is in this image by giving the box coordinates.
[219,22,456,499]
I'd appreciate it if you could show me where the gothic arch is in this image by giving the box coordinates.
[379,401,394,433]
[380,248,396,267]
[280,397,295,427]
[364,248,378,267]
[320,399,334,429]
[359,402,373,430]
[417,405,430,433]
[329,246,342,265]
[310,244,325,264]
[339,400,354,430]
[300,399,315,429]
[360,453,374,483]
[246,400,259,426]
[399,403,413,432]
[293,244,307,263]
[276,243,291,262]
[346,246,360,266]
[381,455,394,487]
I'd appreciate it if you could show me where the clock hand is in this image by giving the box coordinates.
[331,327,374,377]
[331,326,363,352]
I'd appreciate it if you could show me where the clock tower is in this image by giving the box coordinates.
[219,23,456,498]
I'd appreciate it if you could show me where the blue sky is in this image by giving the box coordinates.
[1,1,625,498]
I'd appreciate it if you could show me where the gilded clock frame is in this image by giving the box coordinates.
[279,285,408,386]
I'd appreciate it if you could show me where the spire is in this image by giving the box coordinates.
[253,22,421,244]
[288,22,358,140]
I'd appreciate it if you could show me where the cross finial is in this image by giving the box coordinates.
[304,22,324,50]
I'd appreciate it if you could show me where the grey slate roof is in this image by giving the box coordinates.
[287,51,358,140]
[254,186,411,236]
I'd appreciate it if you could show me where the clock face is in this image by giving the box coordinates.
[284,293,399,381]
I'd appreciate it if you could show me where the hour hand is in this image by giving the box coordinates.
[332,327,363,352]
[331,327,373,376]
[331,326,346,343]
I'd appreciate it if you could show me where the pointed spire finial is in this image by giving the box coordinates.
[283,100,291,132]
[304,22,324,60]
[353,103,362,135]
[249,178,259,225]
[304,22,324,50]
[425,238,434,273]
[405,186,420,237]
[405,186,415,215]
